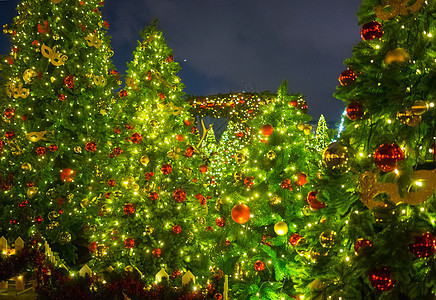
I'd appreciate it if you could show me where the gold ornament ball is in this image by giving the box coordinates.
[274,221,288,236]
[385,48,410,67]
[319,231,336,248]
[140,155,150,165]
[149,120,158,127]
[23,69,38,84]
[125,265,134,273]
[74,146,82,153]
[99,205,109,216]
[46,188,56,199]
[113,190,123,198]
[21,162,32,171]
[144,225,154,235]
[322,142,351,172]
[235,153,246,164]
[27,187,38,198]
[269,195,282,205]
[267,150,276,160]
[411,100,429,116]
[53,34,60,40]
[96,244,106,258]
[59,231,71,244]
[47,211,59,221]
[46,221,59,230]
[132,183,140,191]
[407,115,422,127]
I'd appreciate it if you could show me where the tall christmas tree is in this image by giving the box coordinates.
[0,0,118,264]
[296,1,436,299]
[88,22,213,285]
[197,82,320,299]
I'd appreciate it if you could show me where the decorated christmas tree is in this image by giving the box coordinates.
[87,22,214,286]
[192,82,320,299]
[0,0,119,264]
[296,1,436,299]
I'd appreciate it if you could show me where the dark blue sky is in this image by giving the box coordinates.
[0,0,362,123]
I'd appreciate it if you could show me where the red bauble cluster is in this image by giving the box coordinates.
[60,168,76,182]
[85,141,97,152]
[161,164,173,174]
[58,94,66,101]
[361,21,383,41]
[10,219,17,225]
[18,200,28,208]
[173,188,187,203]
[373,143,405,172]
[409,232,436,258]
[280,179,293,190]
[369,267,395,291]
[146,70,152,81]
[36,147,47,156]
[200,164,208,173]
[149,192,159,201]
[131,133,142,144]
[152,248,162,258]
[176,134,184,142]
[49,144,58,152]
[289,233,302,246]
[339,69,357,86]
[215,217,225,227]
[64,74,74,89]
[196,193,206,205]
[124,204,136,215]
[261,124,274,136]
[346,101,365,120]
[296,172,307,187]
[244,176,254,188]
[307,191,326,210]
[172,225,182,234]
[172,270,181,278]
[108,179,115,187]
[4,107,15,119]
[5,131,15,139]
[231,204,250,224]
[354,238,373,255]
[34,216,43,224]
[145,172,154,181]
[119,90,128,98]
[124,238,135,249]
[184,146,194,157]
[254,260,265,271]
[89,241,97,253]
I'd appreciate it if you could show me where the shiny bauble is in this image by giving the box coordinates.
[266,150,276,160]
[322,142,350,172]
[140,155,150,165]
[74,146,82,153]
[124,238,135,249]
[289,233,303,246]
[319,231,336,248]
[373,143,404,172]
[274,221,288,236]
[231,203,251,224]
[27,187,38,198]
[409,232,436,258]
[369,267,395,291]
[346,101,365,120]
[410,100,429,116]
[354,238,373,255]
[385,48,410,67]
[123,203,135,215]
[254,260,265,271]
[307,191,326,210]
[59,231,71,244]
[296,172,307,186]
[261,124,274,136]
[215,217,225,227]
[361,21,383,40]
[339,69,357,86]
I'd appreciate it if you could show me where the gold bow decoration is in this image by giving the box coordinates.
[7,140,22,155]
[85,34,102,48]
[26,131,54,142]
[41,43,68,66]
[93,75,107,87]
[359,169,436,210]
[6,80,29,99]
[374,0,424,21]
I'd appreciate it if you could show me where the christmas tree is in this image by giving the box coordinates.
[314,114,331,153]
[195,82,320,299]
[296,1,436,299]
[0,0,118,264]
[87,22,213,286]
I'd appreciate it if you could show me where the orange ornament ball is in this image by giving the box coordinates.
[231,203,251,224]
[261,124,274,136]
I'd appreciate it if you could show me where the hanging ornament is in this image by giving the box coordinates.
[74,146,82,153]
[4,107,15,119]
[85,141,97,152]
[361,21,383,40]
[280,179,293,190]
[49,144,58,152]
[254,260,265,271]
[235,153,246,164]
[369,267,395,292]
[307,191,326,210]
[346,101,365,120]
[261,124,274,136]
[131,133,142,144]
[108,179,115,187]
[37,20,49,34]
[214,293,223,300]
[296,172,307,186]
[23,69,38,84]
[396,109,420,126]
[47,211,59,221]
[85,33,102,48]
[289,233,303,246]
[27,187,38,198]
[161,164,173,174]
[234,171,243,182]
[215,217,225,227]
[266,150,276,160]
[124,238,135,249]
[34,216,43,224]
[152,248,162,258]
[36,147,47,156]
[244,176,254,188]
[373,143,404,172]
[175,134,184,142]
[339,69,357,86]
[41,44,68,66]
[322,142,351,173]
[274,221,288,236]
[140,155,150,165]
[297,123,312,135]
[354,238,373,255]
[319,231,336,248]
[149,192,159,201]
[385,48,410,67]
[231,203,251,224]
[123,204,135,215]
[200,164,208,173]
[5,131,15,139]
[60,168,76,182]
[173,188,187,203]
[409,232,436,258]
[59,231,71,244]
[410,100,429,116]
[172,224,182,234]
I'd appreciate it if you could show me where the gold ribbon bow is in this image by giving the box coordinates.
[93,75,107,86]
[6,80,29,99]
[85,34,102,48]
[26,130,54,142]
[41,43,68,66]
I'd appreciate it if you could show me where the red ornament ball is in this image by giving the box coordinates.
[289,233,303,246]
[261,124,274,136]
[89,241,97,253]
[254,260,265,271]
[361,21,383,41]
[119,90,128,98]
[307,191,326,210]
[18,200,28,208]
[289,100,298,107]
[214,293,223,300]
[176,134,184,142]
[200,164,208,173]
[5,131,15,139]
[124,238,135,249]
[346,101,365,120]
[49,144,58,152]
[124,203,136,215]
[4,107,15,118]
[374,143,405,172]
[231,203,251,224]
[369,267,395,292]
[58,94,66,101]
[149,192,159,201]
[354,238,373,255]
[64,75,74,89]
[60,168,76,182]
[131,133,142,144]
[152,248,162,258]
[172,270,181,278]
[173,188,187,203]
[215,217,226,227]
[34,216,43,224]
[36,147,47,156]
[161,163,173,174]
[108,179,115,187]
[172,224,182,234]
[244,176,254,188]
[184,146,194,158]
[280,179,293,190]
[339,69,357,86]
[10,219,17,225]
[85,141,97,152]
[296,172,307,187]
[409,232,436,258]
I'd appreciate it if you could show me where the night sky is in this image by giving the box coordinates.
[0,0,362,123]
